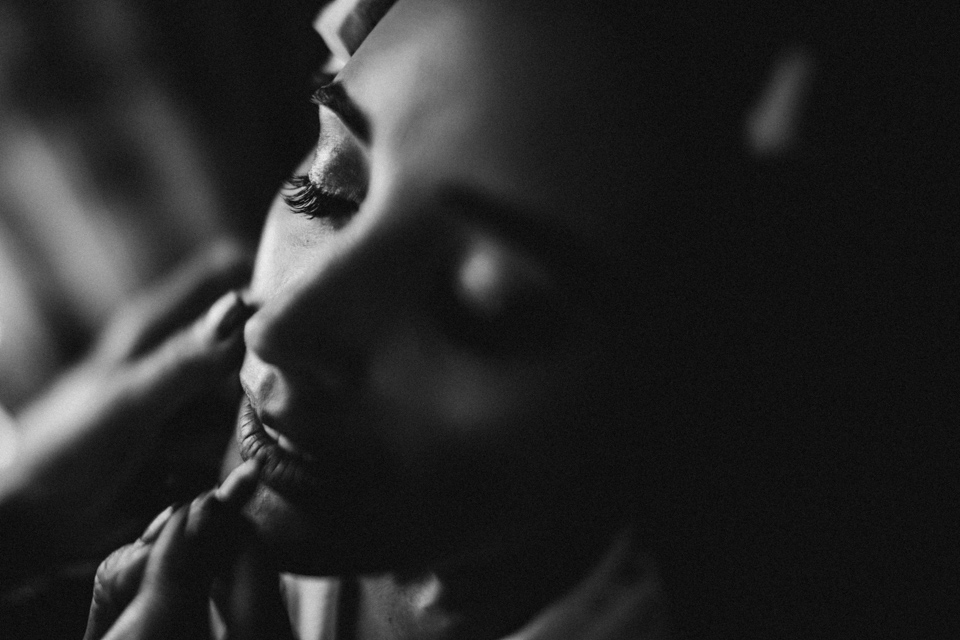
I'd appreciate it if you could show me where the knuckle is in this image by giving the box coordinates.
[93,553,123,603]
[91,572,115,610]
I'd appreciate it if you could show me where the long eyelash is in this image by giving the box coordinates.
[282,175,356,220]
[282,175,322,218]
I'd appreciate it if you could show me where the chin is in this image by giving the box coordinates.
[242,482,443,576]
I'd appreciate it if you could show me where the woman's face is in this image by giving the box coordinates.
[238,0,638,574]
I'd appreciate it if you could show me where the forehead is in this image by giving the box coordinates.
[338,0,633,254]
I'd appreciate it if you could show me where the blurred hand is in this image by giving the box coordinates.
[0,242,253,579]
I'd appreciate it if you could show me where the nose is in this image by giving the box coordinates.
[243,284,358,396]
[243,215,429,391]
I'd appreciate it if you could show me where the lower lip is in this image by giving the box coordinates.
[237,397,323,499]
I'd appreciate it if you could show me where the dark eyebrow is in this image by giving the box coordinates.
[312,81,370,144]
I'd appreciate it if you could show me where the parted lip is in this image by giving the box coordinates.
[237,395,324,499]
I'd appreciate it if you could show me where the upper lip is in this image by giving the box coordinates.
[237,393,324,498]
[239,367,354,451]
[239,379,294,441]
[239,389,312,457]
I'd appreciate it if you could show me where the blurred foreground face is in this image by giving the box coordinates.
[238,0,640,574]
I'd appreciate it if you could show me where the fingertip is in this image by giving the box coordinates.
[201,290,252,341]
[143,504,191,587]
[131,293,248,397]
[139,504,176,544]
[155,503,189,546]
[214,457,263,508]
[189,490,218,516]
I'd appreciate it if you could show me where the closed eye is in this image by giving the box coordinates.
[282,175,359,227]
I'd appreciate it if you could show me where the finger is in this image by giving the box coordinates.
[183,459,262,568]
[89,474,260,640]
[184,491,223,560]
[98,505,215,640]
[97,241,252,363]
[119,289,254,422]
[139,504,177,544]
[184,458,261,537]
[84,542,151,640]
[18,288,253,466]
[214,457,263,508]
[142,504,193,595]
[146,462,261,594]
[94,502,177,604]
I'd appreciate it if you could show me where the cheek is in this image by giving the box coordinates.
[368,328,582,452]
[249,199,331,298]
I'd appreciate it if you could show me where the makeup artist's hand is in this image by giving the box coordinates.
[0,242,253,586]
[82,460,284,640]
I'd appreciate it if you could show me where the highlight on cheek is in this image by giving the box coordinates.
[458,244,507,317]
[455,238,553,320]
[442,236,569,354]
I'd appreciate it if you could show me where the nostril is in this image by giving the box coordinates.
[243,301,332,372]
[243,301,362,399]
